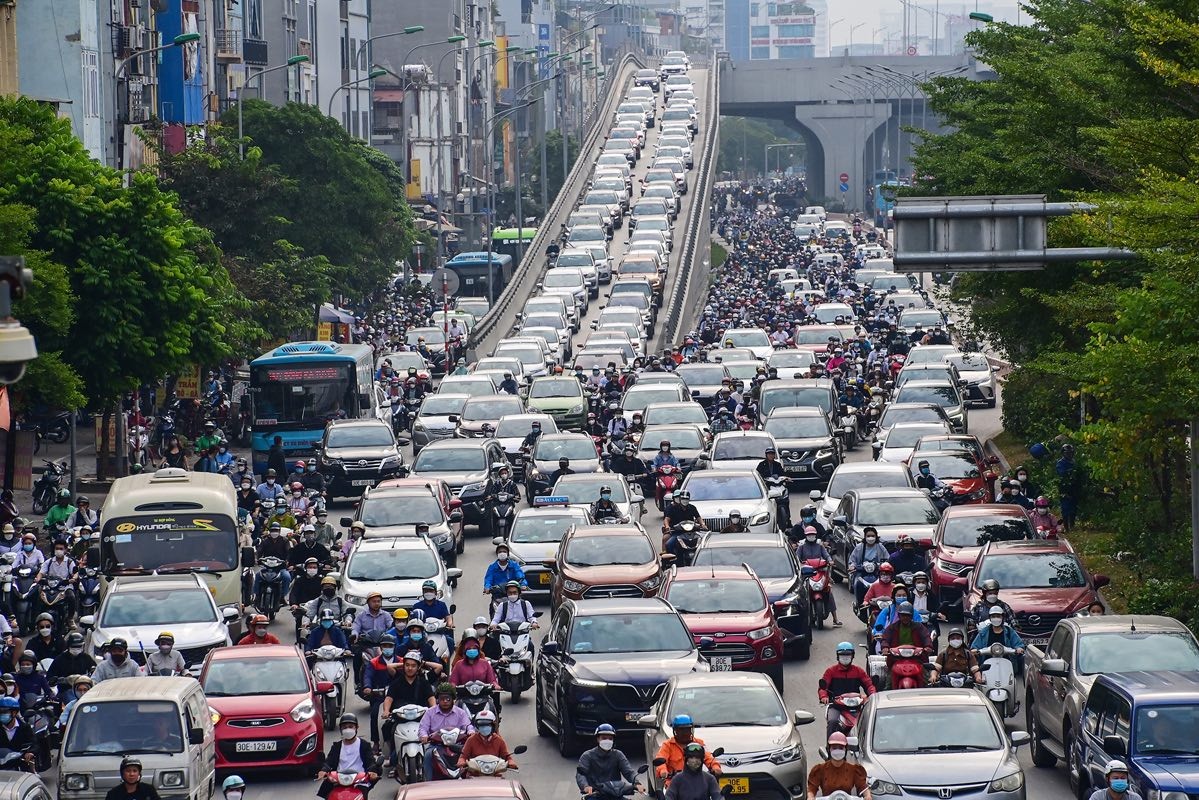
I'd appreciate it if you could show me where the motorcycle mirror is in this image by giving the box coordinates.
[809,490,823,501]
[78,615,95,628]
[449,603,457,614]
[652,758,667,768]
[698,636,714,650]
[541,641,561,656]
[511,745,528,755]
[637,765,650,775]
[222,607,239,622]
[340,517,354,528]
[396,437,411,447]
[448,510,463,523]
[711,747,725,758]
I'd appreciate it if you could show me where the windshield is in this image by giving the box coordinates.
[101,515,238,572]
[534,438,599,461]
[694,546,794,579]
[327,425,394,448]
[346,547,440,580]
[463,397,524,420]
[100,589,217,626]
[686,474,763,501]
[723,331,770,348]
[668,684,785,727]
[412,447,485,472]
[676,367,727,386]
[557,253,593,268]
[976,553,1086,588]
[1135,705,1199,755]
[494,347,542,368]
[407,328,445,346]
[645,406,708,426]
[525,315,566,331]
[251,362,354,426]
[912,453,981,479]
[769,352,816,368]
[545,271,583,287]
[897,386,960,408]
[640,428,703,451]
[621,261,656,275]
[568,612,694,654]
[871,706,1002,753]
[511,513,578,544]
[623,388,683,411]
[565,535,654,567]
[570,229,606,243]
[714,437,774,460]
[203,656,311,697]
[496,417,554,438]
[420,396,469,417]
[906,347,958,365]
[794,329,841,346]
[857,497,939,526]
[1077,633,1199,676]
[900,311,943,327]
[666,579,766,613]
[65,700,184,756]
[947,353,991,371]
[531,380,582,399]
[765,416,831,439]
[638,218,670,231]
[886,425,949,449]
[941,516,1033,547]
[556,479,629,503]
[827,469,911,499]
[360,495,444,527]
[761,388,832,418]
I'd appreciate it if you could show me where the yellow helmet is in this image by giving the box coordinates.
[392,609,409,622]
[155,631,175,644]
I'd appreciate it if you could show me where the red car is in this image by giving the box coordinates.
[930,504,1036,607]
[963,540,1109,645]
[660,566,786,690]
[905,448,998,503]
[201,644,329,770]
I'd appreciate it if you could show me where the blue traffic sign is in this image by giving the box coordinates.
[838,181,850,193]
[538,24,551,41]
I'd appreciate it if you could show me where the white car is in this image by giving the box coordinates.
[944,351,997,408]
[872,421,953,463]
[705,431,778,471]
[719,327,774,360]
[540,267,589,313]
[338,536,461,613]
[804,205,827,221]
[678,470,781,533]
[551,473,645,524]
[810,461,916,529]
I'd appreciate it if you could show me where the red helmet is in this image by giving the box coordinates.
[295,460,306,469]
[291,481,304,491]
[879,563,895,574]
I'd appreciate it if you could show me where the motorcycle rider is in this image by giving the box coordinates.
[711,407,738,434]
[790,503,827,541]
[380,653,436,751]
[794,526,841,626]
[43,489,76,532]
[662,492,707,560]
[236,613,282,645]
[969,605,1026,676]
[252,522,293,604]
[755,448,789,525]
[591,486,622,523]
[1013,465,1042,500]
[288,524,331,569]
[806,732,871,800]
[13,649,51,700]
[351,592,392,687]
[255,469,286,503]
[316,713,380,798]
[930,627,983,685]
[849,526,889,604]
[65,495,99,531]
[665,743,721,800]
[1030,496,1060,536]
[548,457,575,488]
[654,715,722,783]
[1089,760,1142,800]
[361,633,401,745]
[969,579,1015,628]
[627,412,646,440]
[909,570,936,615]
[914,459,948,494]
[419,683,473,780]
[145,631,186,675]
[105,756,159,800]
[457,708,517,773]
[302,460,327,493]
[484,465,521,527]
[652,440,681,473]
[609,444,650,498]
[872,584,925,641]
[483,544,527,606]
[230,458,254,488]
[93,637,141,681]
[879,602,934,667]
[887,534,927,574]
[471,617,503,661]
[448,636,501,712]
[47,631,95,689]
[288,557,325,643]
[220,776,246,800]
[305,607,350,662]
[0,523,19,554]
[27,614,64,662]
[13,531,43,570]
[520,421,543,454]
[499,372,520,395]
[411,580,454,654]
[394,617,445,677]
[312,510,338,550]
[38,541,78,622]
[491,581,537,628]
[451,358,470,376]
[585,413,607,440]
[818,642,875,735]
[606,410,629,443]
[720,511,748,533]
[577,723,644,797]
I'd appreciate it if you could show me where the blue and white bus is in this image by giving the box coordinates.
[248,341,381,474]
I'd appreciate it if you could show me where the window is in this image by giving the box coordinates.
[776,23,814,37]
[341,25,350,69]
[750,3,759,15]
[82,49,100,118]
[751,46,770,59]
[777,45,814,58]
[245,0,264,39]
[751,25,770,37]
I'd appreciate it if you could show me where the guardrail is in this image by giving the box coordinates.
[657,59,720,348]
[469,51,646,357]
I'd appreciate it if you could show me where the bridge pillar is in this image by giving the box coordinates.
[793,102,891,208]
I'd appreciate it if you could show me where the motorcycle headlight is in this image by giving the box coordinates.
[63,774,89,791]
[344,593,366,606]
[290,697,317,722]
[159,771,185,789]
[569,404,585,414]
[747,624,775,641]
[815,448,835,460]
[1147,791,1190,800]
[748,512,770,526]
[871,779,901,797]
[768,743,801,764]
[563,578,586,593]
[988,771,1023,793]
[638,575,661,591]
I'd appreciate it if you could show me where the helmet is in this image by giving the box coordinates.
[917,459,930,469]
[222,777,246,793]
[66,631,85,647]
[0,697,17,710]
[475,709,498,724]
[393,609,409,622]
[505,580,522,592]
[671,714,694,728]
[1035,495,1050,508]
[295,460,306,469]
[321,575,337,586]
[338,712,359,727]
[406,617,426,630]
[57,489,71,500]
[73,674,93,688]
[683,743,705,757]
[249,614,268,627]
[988,605,1006,618]
[980,578,1001,592]
[801,504,817,517]
[595,723,617,736]
[1104,760,1128,777]
[897,533,914,547]
[120,756,142,772]
[402,651,423,664]
[827,731,849,747]
[435,682,456,699]
[291,481,303,491]
[896,601,914,617]
[35,612,53,625]
[836,641,854,655]
[76,495,90,505]
[878,562,895,574]
[155,632,175,644]
[599,485,612,494]
[947,627,965,640]
[913,571,928,582]
[422,579,438,592]
[660,440,671,449]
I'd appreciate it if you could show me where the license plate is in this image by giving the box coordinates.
[235,741,276,752]
[719,778,749,795]
[538,573,552,585]
[710,656,732,671]
[786,465,809,474]
[625,712,645,722]
[351,479,373,486]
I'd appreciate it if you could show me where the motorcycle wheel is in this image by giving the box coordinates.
[31,490,49,515]
[813,599,826,630]
[405,754,425,784]
[510,687,523,703]
[322,694,337,731]
[48,420,70,445]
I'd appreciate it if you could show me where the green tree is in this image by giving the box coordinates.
[717,116,803,177]
[522,130,579,211]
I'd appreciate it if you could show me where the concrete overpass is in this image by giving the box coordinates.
[718,54,994,207]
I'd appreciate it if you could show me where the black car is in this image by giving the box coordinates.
[760,406,843,488]
[692,533,812,660]
[313,419,408,497]
[536,598,713,756]
[633,68,661,91]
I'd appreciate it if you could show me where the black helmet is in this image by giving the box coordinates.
[66,631,85,647]
[980,578,1001,593]
[120,757,142,772]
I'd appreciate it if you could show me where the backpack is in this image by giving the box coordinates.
[498,599,532,623]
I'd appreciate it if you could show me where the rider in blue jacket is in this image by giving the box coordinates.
[969,605,1027,676]
[872,584,925,640]
[483,543,527,597]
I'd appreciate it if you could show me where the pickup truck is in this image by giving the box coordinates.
[1024,614,1199,769]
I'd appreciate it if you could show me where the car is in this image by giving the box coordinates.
[904,344,961,365]
[496,337,555,376]
[672,364,731,410]
[827,487,941,579]
[767,349,817,377]
[906,448,998,503]
[705,430,778,471]
[585,332,639,363]
[408,439,508,526]
[524,433,604,496]
[548,524,665,608]
[620,383,690,422]
[718,328,773,360]
[891,380,968,433]
[873,421,954,463]
[679,470,782,534]
[761,407,842,487]
[336,535,461,613]
[659,56,689,79]
[521,326,568,365]
[945,351,998,407]
[342,480,464,566]
[896,306,946,333]
[452,394,526,438]
[540,268,589,314]
[812,461,917,529]
[874,402,954,440]
[759,380,839,431]
[492,413,558,480]
[81,573,236,668]
[660,566,786,687]
[692,532,812,658]
[964,539,1109,645]
[812,302,856,325]
[788,325,844,356]
[201,644,327,770]
[549,473,645,524]
[524,376,587,431]
[394,780,536,800]
[501,500,591,600]
[894,361,962,391]
[522,295,577,332]
[633,68,660,90]
[455,297,489,318]
[313,418,407,497]
[636,424,709,472]
[535,597,714,754]
[853,687,1030,800]
[641,402,713,439]
[930,505,1036,608]
[411,394,469,456]
[909,433,990,466]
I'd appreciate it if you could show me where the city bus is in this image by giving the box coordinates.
[444,251,514,299]
[248,341,381,474]
[98,469,242,624]
[491,226,536,264]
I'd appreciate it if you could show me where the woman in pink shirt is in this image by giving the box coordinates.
[449,637,500,689]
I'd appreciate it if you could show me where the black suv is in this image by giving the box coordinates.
[760,406,843,488]
[536,598,712,756]
[313,419,407,497]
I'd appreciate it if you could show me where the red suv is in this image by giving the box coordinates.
[201,644,329,770]
[931,504,1036,609]
[963,539,1109,645]
[660,566,786,690]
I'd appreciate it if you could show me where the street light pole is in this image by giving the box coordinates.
[482,100,539,302]
[112,32,200,170]
[327,67,387,121]
[239,54,309,160]
[828,19,844,57]
[351,25,424,138]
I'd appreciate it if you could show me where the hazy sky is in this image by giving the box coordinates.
[825,0,1007,50]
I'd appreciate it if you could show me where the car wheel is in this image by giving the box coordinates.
[557,697,581,757]
[1027,694,1057,768]
[765,663,785,692]
[791,634,812,661]
[1066,725,1087,800]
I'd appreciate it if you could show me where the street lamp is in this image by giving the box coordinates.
[828,19,844,57]
[848,23,865,53]
[112,32,200,169]
[968,11,994,21]
[352,25,424,132]
[482,99,541,295]
[237,54,309,159]
[328,67,387,118]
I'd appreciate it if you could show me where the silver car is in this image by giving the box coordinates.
[410,395,469,455]
[852,688,1029,799]
[945,351,998,408]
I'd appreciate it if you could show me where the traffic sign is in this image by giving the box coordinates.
[839,172,849,184]
[907,46,918,55]
[839,182,850,193]
[431,268,460,298]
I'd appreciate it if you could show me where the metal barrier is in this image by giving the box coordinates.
[469,51,646,357]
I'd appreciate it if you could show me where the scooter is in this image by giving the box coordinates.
[765,475,791,529]
[31,460,68,515]
[495,620,535,702]
[585,763,649,800]
[654,465,681,511]
[828,692,864,736]
[325,771,372,800]
[128,425,150,468]
[488,492,516,539]
[455,681,497,720]
[310,644,351,731]
[837,404,859,450]
[253,555,287,621]
[885,645,931,690]
[11,565,39,634]
[802,558,832,630]
[37,576,74,631]
[464,744,529,777]
[428,727,465,780]
[423,617,454,665]
[665,521,700,567]
[389,704,427,784]
[851,560,880,607]
[938,671,973,688]
[976,643,1019,718]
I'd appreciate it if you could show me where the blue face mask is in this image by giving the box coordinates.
[920,467,930,476]
[465,648,479,659]
[802,514,815,522]
[0,714,11,725]
[381,647,395,657]
[21,544,32,553]
[478,724,493,736]
[320,620,334,629]
[1109,780,1128,794]
[409,632,423,642]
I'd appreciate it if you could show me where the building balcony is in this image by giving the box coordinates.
[215,28,243,62]
[243,37,268,65]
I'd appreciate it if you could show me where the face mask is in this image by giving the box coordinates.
[0,714,12,725]
[227,792,244,800]
[465,647,480,658]
[865,536,877,545]
[985,593,998,603]
[241,484,252,491]
[474,628,488,638]
[38,626,51,636]
[478,724,494,736]
[601,492,611,500]
[1110,779,1129,794]
[341,727,356,740]
[919,467,930,476]
[322,587,335,597]
[990,617,1004,627]
[806,534,817,543]
[507,594,519,602]
[293,491,302,498]
[880,574,892,583]
[320,619,334,629]
[423,592,436,601]
[678,499,689,507]
[55,551,65,559]
[838,654,852,666]
[894,595,907,604]
[1017,474,1028,482]
[270,530,281,538]
[266,478,275,484]
[949,638,963,648]
[730,518,742,525]
[17,665,31,675]
[829,748,846,761]
[307,465,316,472]
[598,738,614,752]
[802,515,815,523]
[409,632,423,642]
[497,553,509,563]
[306,568,318,577]
[21,544,32,553]
[159,644,172,654]
[255,627,268,637]
[914,582,928,592]
[69,646,83,656]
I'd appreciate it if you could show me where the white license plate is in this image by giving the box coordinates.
[787,465,810,474]
[235,741,277,752]
[710,656,732,671]
[625,712,645,722]
[351,479,374,486]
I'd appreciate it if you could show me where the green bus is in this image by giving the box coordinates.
[491,226,537,264]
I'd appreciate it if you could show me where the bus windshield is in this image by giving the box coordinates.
[251,362,354,426]
[101,514,239,572]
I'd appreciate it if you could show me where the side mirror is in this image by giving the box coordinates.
[316,681,335,694]
[845,735,859,751]
[446,568,464,581]
[491,536,506,546]
[698,454,711,461]
[1040,658,1069,678]
[631,493,645,505]
[809,490,823,501]
[449,510,463,523]
[793,710,816,726]
[1102,735,1127,757]
[637,714,659,728]
[240,546,256,568]
[188,727,204,745]
[831,515,848,527]
[511,745,529,755]
[698,636,715,650]
[340,517,354,528]
[222,607,239,623]
[78,615,95,629]
[396,437,411,447]
[652,757,667,768]
[1093,574,1111,589]
[1010,731,1031,747]
[541,641,561,656]
[660,553,677,565]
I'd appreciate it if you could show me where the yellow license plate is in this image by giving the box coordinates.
[538,573,552,585]
[719,778,749,795]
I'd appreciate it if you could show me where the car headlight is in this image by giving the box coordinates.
[324,458,342,468]
[569,404,585,414]
[528,468,542,480]
[344,593,367,606]
[747,624,775,641]
[563,578,586,593]
[871,778,901,796]
[413,422,426,432]
[1147,791,1189,800]
[778,591,800,607]
[815,448,835,460]
[639,575,661,591]
[380,455,401,468]
[572,676,608,689]
[208,705,221,724]
[768,743,801,764]
[462,481,485,494]
[63,774,89,791]
[290,697,317,722]
[748,512,770,526]
[159,771,185,789]
[988,771,1024,793]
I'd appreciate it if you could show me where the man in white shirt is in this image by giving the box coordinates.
[317,713,381,797]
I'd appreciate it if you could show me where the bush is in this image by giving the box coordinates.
[1128,577,1199,632]
[1000,364,1078,442]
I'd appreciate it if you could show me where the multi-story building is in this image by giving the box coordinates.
[713,0,825,61]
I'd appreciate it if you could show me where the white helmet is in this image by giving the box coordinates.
[1104,759,1129,777]
[988,605,1005,617]
[474,708,498,724]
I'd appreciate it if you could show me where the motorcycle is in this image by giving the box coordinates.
[665,521,700,567]
[37,575,74,631]
[654,465,681,511]
[938,671,973,688]
[455,681,497,720]
[802,558,832,630]
[464,744,528,777]
[585,763,649,800]
[488,491,516,539]
[254,555,287,621]
[31,460,68,515]
[428,727,465,780]
[325,771,372,800]
[765,475,791,529]
[423,617,453,665]
[828,692,864,736]
[310,644,351,731]
[128,425,150,468]
[389,704,427,784]
[885,645,931,690]
[29,412,72,447]
[23,696,58,769]
[927,485,974,513]
[0,747,34,774]
[976,642,1019,718]
[837,404,859,450]
[11,565,39,634]
[851,560,880,607]
[495,620,535,701]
